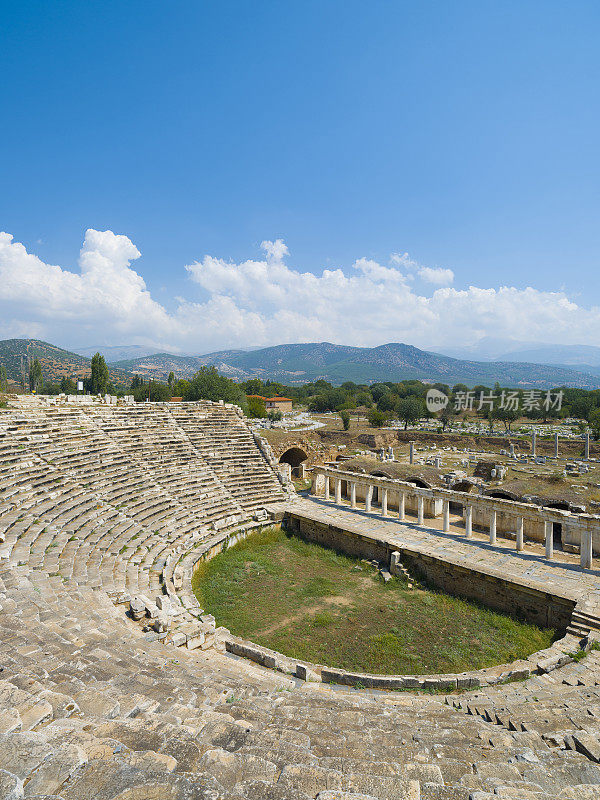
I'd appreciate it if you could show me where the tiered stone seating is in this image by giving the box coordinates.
[1,399,600,797]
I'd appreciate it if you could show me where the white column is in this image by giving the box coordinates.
[417,495,424,525]
[365,484,373,513]
[324,476,330,501]
[465,505,473,538]
[516,516,524,551]
[585,431,590,460]
[545,520,553,559]
[381,488,388,517]
[531,430,536,457]
[489,509,497,545]
[580,530,593,570]
[554,432,559,459]
[409,442,415,464]
[335,478,341,505]
[350,482,357,509]
[398,492,405,521]
[442,499,450,533]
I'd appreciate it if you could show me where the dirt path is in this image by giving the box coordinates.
[256,595,352,636]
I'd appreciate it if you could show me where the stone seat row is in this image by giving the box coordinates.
[2,558,600,800]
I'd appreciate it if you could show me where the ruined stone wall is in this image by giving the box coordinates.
[283,511,574,631]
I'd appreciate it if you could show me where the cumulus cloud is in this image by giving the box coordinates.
[0,229,599,354]
[417,266,454,286]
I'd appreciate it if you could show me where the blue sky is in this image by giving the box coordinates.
[1,1,599,354]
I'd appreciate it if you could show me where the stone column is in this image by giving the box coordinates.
[365,484,373,513]
[381,488,388,517]
[531,430,536,457]
[398,492,405,521]
[417,495,424,525]
[442,499,450,533]
[585,431,590,460]
[516,516,524,551]
[545,520,553,559]
[580,529,593,570]
[489,509,497,545]
[350,482,357,509]
[509,441,515,458]
[554,432,559,459]
[465,505,473,538]
[409,442,415,465]
[324,476,330,501]
[335,478,341,505]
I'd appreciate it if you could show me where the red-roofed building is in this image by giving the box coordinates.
[246,395,293,413]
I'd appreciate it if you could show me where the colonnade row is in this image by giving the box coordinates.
[311,467,596,570]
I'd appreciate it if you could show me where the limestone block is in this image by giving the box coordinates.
[129,596,145,621]
[296,664,320,682]
[21,743,87,796]
[0,733,53,779]
[573,732,600,763]
[73,689,120,719]
[198,748,276,789]
[153,613,170,633]
[155,595,170,612]
[0,770,23,800]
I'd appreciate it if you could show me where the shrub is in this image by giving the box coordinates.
[339,410,350,430]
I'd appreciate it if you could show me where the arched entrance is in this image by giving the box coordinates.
[369,471,393,506]
[279,447,308,478]
[543,501,570,550]
[450,479,477,514]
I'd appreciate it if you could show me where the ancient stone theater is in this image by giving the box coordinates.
[1,395,600,799]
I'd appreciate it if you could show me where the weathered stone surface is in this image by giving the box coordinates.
[22,743,87,797]
[0,733,53,779]
[198,748,277,788]
[0,770,24,800]
[573,733,600,763]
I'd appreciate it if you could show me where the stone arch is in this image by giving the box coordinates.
[543,500,570,511]
[485,489,519,501]
[369,470,393,504]
[405,476,432,489]
[279,447,308,478]
[451,479,478,493]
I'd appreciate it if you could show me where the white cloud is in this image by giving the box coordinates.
[417,266,454,286]
[1,229,599,355]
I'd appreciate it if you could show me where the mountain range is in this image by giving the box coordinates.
[110,341,600,389]
[2,338,599,390]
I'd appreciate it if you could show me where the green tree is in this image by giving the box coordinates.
[247,396,267,418]
[28,357,43,392]
[339,409,350,430]
[367,408,386,428]
[590,408,600,441]
[59,376,77,394]
[90,353,110,394]
[396,396,422,430]
[148,380,171,401]
[184,366,245,405]
[0,365,8,391]
[267,409,283,422]
[168,371,175,387]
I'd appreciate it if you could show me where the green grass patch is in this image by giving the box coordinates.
[192,527,556,675]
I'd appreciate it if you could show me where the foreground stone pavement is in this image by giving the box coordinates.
[1,400,600,798]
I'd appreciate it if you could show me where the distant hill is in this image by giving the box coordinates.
[75,344,161,362]
[112,341,600,389]
[0,339,132,387]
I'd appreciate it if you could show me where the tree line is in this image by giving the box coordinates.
[5,357,600,436]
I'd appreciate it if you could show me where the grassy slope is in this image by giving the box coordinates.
[192,527,555,675]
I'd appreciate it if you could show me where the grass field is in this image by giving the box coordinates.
[192,527,556,675]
